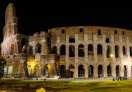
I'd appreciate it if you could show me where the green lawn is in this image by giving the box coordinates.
[1,79,132,92]
[45,80,132,92]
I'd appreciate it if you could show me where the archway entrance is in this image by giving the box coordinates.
[78,65,85,78]
[124,65,127,79]
[59,65,66,78]
[43,65,48,77]
[116,65,120,78]
[88,65,94,78]
[107,65,112,77]
[98,65,103,78]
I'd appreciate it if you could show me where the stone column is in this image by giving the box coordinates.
[84,65,88,79]
[103,65,107,78]
[127,65,131,79]
[74,63,78,79]
[120,65,124,78]
[94,64,98,79]
[127,45,130,58]
[48,55,57,77]
[112,65,116,78]
[19,59,25,79]
[119,45,123,59]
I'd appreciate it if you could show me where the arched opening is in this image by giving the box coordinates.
[124,65,127,79]
[78,44,84,57]
[88,44,94,56]
[123,46,126,56]
[69,64,74,78]
[43,65,48,77]
[59,65,66,78]
[106,46,111,58]
[69,37,75,43]
[69,45,75,57]
[130,47,132,57]
[116,65,120,77]
[21,38,27,52]
[52,46,57,54]
[98,65,103,78]
[88,65,94,78]
[35,43,41,53]
[115,45,119,58]
[22,45,27,53]
[60,45,66,55]
[28,46,33,55]
[97,44,103,55]
[78,65,85,78]
[107,65,112,77]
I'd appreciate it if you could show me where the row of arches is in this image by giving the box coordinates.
[57,65,128,78]
[52,44,127,58]
[25,43,131,58]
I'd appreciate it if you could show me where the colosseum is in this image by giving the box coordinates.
[1,3,132,80]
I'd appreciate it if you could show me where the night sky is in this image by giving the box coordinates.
[1,0,132,40]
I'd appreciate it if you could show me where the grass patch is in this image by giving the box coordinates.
[1,79,132,92]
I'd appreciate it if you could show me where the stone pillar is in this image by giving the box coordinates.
[112,65,116,78]
[75,34,78,59]
[47,63,57,78]
[103,65,107,78]
[127,65,131,79]
[19,61,25,79]
[74,63,78,79]
[127,45,130,57]
[119,45,123,58]
[120,65,124,78]
[84,65,88,79]
[103,44,106,59]
[41,41,48,55]
[94,43,97,62]
[48,55,57,77]
[94,65,98,79]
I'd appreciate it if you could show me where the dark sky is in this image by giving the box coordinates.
[1,0,132,38]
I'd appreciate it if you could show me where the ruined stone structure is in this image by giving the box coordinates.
[1,3,132,79]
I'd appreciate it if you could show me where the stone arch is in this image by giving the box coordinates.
[69,45,75,57]
[60,45,66,55]
[88,44,94,56]
[28,46,33,55]
[88,65,94,78]
[130,47,132,57]
[78,64,85,78]
[35,43,42,53]
[106,45,112,58]
[97,44,103,55]
[98,65,103,78]
[107,65,112,77]
[116,65,120,77]
[124,65,127,79]
[78,44,85,57]
[59,65,66,78]
[123,46,126,55]
[115,45,119,58]
[52,46,57,54]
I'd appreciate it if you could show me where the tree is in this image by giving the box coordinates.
[0,57,6,78]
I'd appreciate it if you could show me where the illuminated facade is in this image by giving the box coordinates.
[1,3,132,79]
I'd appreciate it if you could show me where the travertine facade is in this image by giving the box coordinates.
[1,3,132,79]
